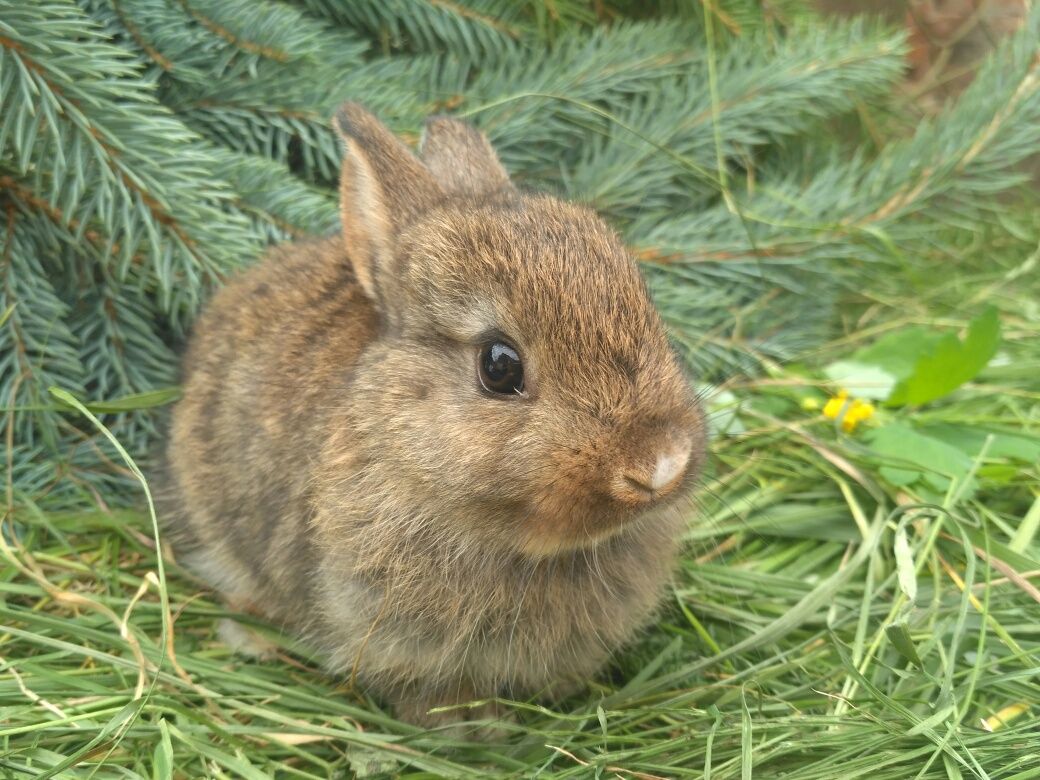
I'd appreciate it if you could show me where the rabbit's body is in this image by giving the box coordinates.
[165,105,704,726]
[164,236,374,632]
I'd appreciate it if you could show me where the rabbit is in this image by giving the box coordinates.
[161,102,706,731]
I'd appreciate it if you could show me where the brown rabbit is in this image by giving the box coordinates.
[162,103,705,730]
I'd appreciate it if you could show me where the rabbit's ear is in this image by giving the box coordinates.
[420,116,514,198]
[333,103,440,304]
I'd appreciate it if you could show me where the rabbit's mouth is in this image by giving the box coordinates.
[504,420,704,558]
[512,467,699,559]
[614,448,692,503]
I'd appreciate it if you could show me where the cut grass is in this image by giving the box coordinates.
[1,255,1038,777]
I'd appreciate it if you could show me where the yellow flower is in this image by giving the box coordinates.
[822,389,849,418]
[823,389,875,432]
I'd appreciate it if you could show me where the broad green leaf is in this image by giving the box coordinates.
[830,309,1001,406]
[920,423,1040,464]
[865,423,977,496]
[823,360,897,400]
[879,464,920,487]
[886,308,1000,406]
[977,464,1022,484]
[844,326,947,382]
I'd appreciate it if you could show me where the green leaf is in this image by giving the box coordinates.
[844,327,947,383]
[153,719,174,780]
[822,360,897,400]
[886,620,923,667]
[346,747,402,778]
[893,525,917,603]
[886,308,1001,406]
[703,387,746,437]
[85,387,182,413]
[830,309,1002,407]
[50,386,182,413]
[879,464,920,488]
[1009,495,1040,555]
[919,423,1040,464]
[957,525,1040,588]
[865,423,977,496]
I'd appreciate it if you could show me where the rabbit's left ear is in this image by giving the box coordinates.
[420,116,514,198]
[333,103,440,306]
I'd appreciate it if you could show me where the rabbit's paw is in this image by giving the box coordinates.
[217,618,279,661]
[394,691,515,741]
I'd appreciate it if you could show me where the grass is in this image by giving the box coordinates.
[3,202,1040,778]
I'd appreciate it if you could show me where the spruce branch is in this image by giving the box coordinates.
[296,0,529,56]
[568,18,908,221]
[0,0,261,305]
[0,213,85,449]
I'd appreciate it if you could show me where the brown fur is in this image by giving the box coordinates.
[163,104,705,728]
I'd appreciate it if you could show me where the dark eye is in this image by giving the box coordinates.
[478,341,524,395]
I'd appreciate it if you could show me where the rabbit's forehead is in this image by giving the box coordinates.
[409,200,661,334]
[402,201,678,393]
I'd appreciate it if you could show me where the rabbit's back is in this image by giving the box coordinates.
[163,237,376,626]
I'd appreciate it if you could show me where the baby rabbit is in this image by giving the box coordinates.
[163,103,705,730]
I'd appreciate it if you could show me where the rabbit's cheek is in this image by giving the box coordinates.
[514,469,636,555]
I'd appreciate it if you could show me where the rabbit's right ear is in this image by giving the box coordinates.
[333,103,440,306]
[420,116,514,197]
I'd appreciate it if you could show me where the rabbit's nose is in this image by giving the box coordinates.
[615,441,692,502]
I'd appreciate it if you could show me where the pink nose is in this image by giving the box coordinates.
[617,441,692,501]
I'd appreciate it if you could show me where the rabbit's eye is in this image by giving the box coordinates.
[478,341,524,395]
